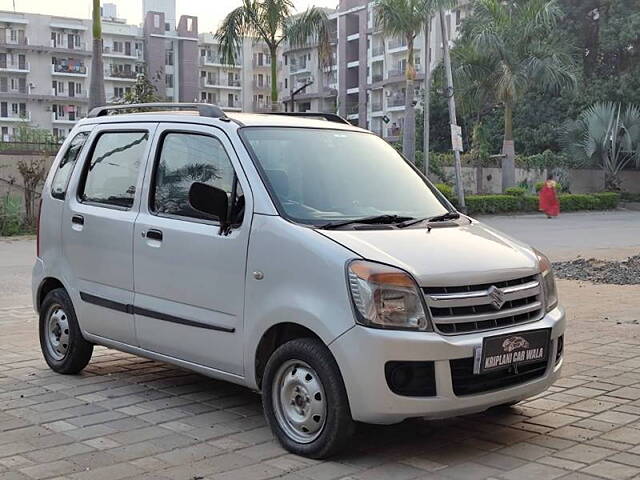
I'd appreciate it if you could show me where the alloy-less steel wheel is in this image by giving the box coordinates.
[263,338,354,458]
[39,288,93,374]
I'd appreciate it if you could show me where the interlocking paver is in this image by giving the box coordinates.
[3,236,640,480]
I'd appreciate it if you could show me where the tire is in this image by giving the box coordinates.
[262,338,355,459]
[39,288,93,374]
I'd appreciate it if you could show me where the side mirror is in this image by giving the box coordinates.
[188,182,228,223]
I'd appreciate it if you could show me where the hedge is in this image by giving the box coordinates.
[457,192,619,215]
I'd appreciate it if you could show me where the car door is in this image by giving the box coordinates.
[133,123,252,376]
[62,123,157,344]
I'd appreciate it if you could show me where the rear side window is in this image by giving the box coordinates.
[152,132,236,220]
[80,131,148,209]
[51,132,89,199]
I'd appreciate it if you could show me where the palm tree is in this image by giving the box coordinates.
[422,0,457,176]
[375,0,426,163]
[454,0,576,190]
[88,0,106,111]
[216,0,332,112]
[562,102,640,191]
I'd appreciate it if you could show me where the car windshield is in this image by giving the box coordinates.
[241,127,450,226]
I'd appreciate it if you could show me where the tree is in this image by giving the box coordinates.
[88,0,106,111]
[375,0,425,163]
[119,74,160,104]
[422,0,457,175]
[454,0,576,190]
[216,0,332,112]
[562,102,640,191]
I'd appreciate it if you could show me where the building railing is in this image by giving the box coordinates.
[52,63,87,75]
[371,45,385,57]
[388,37,408,50]
[371,72,384,83]
[371,101,383,112]
[388,95,405,107]
[253,101,271,112]
[50,39,87,51]
[387,126,401,137]
[105,69,138,79]
[290,62,310,74]
[0,112,31,121]
[0,60,29,71]
[201,77,241,88]
[253,80,271,90]
[103,46,143,59]
[1,36,29,46]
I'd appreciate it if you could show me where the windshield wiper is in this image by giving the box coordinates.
[319,214,414,230]
[397,211,461,229]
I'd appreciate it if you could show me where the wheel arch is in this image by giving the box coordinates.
[254,322,324,391]
[36,277,67,313]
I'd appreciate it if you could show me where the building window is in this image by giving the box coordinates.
[165,23,170,31]
[154,14,160,28]
[165,50,174,65]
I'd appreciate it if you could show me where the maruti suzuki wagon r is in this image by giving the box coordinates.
[33,103,565,458]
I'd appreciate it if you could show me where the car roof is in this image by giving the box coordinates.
[78,109,367,133]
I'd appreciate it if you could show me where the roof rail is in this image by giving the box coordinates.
[87,103,227,119]
[268,112,351,125]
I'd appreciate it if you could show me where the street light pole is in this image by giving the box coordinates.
[289,79,314,113]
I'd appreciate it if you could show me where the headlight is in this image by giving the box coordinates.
[347,260,431,331]
[535,249,558,312]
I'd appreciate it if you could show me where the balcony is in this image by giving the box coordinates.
[387,126,401,137]
[290,62,310,74]
[371,72,384,83]
[52,62,87,77]
[1,36,28,46]
[253,80,271,91]
[253,100,271,113]
[371,101,383,112]
[200,77,242,89]
[0,111,30,122]
[253,58,271,69]
[218,100,242,111]
[105,69,138,81]
[388,95,406,108]
[52,110,83,124]
[388,37,408,51]
[0,60,29,73]
[50,39,88,51]
[371,45,385,57]
[51,88,88,100]
[103,46,143,60]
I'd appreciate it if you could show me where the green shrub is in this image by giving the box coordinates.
[464,192,618,215]
[435,183,454,201]
[620,192,640,202]
[0,196,23,237]
[591,192,620,210]
[504,186,526,197]
[534,181,545,192]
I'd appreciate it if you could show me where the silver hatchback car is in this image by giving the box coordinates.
[33,103,565,458]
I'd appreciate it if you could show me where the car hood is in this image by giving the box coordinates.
[319,220,540,286]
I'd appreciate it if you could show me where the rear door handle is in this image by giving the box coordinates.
[71,215,84,226]
[145,229,163,242]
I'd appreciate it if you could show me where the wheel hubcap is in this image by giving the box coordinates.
[46,306,70,361]
[272,360,327,444]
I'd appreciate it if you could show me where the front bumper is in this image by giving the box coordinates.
[329,306,565,424]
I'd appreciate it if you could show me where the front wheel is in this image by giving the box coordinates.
[262,338,355,458]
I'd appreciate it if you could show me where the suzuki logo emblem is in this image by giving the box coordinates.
[488,285,506,310]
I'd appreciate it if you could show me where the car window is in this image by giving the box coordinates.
[152,132,237,221]
[80,131,149,209]
[51,132,89,200]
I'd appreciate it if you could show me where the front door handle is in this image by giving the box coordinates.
[144,229,163,242]
[71,215,84,226]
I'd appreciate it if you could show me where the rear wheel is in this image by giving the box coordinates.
[39,288,93,374]
[262,338,354,458]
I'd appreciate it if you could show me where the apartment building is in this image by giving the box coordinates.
[280,0,468,143]
[279,9,338,114]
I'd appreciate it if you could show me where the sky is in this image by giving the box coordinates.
[0,0,339,33]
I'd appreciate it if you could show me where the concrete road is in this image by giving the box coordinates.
[480,210,640,261]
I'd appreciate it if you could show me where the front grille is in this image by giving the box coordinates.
[450,357,548,396]
[423,275,544,335]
